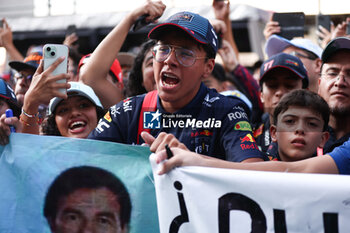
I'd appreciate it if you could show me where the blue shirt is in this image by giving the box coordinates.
[88,84,265,162]
[328,139,350,175]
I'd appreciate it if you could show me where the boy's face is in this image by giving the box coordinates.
[153,31,215,112]
[270,106,329,161]
[260,68,303,116]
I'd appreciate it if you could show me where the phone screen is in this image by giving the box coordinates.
[272,12,305,40]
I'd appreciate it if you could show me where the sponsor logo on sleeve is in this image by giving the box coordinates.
[234,121,252,131]
[103,111,112,122]
[123,98,132,112]
[240,133,259,150]
[110,106,120,117]
[96,118,110,133]
[228,111,248,121]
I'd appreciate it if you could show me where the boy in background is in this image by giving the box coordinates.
[269,89,329,161]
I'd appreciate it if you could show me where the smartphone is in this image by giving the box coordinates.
[66,24,77,36]
[316,14,331,31]
[347,22,350,35]
[272,12,305,40]
[0,19,3,28]
[43,44,68,94]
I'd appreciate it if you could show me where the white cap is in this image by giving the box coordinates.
[48,82,103,115]
[265,35,322,58]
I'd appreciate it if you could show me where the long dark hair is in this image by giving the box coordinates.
[126,40,156,97]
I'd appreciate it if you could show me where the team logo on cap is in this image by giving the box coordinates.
[170,13,193,22]
[263,60,274,71]
[286,59,299,67]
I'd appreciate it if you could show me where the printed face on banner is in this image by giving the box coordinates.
[52,188,125,233]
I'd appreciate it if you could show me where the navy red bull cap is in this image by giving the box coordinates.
[148,11,219,54]
[259,53,308,88]
[0,78,20,116]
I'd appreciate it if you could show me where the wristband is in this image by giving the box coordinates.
[21,108,39,118]
[19,116,36,126]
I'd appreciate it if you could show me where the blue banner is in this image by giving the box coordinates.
[0,133,158,233]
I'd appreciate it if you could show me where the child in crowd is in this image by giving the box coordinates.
[253,53,308,154]
[269,89,329,161]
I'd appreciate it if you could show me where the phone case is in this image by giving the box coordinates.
[43,44,68,94]
[272,12,305,40]
[316,14,331,31]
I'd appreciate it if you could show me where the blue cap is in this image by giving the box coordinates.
[148,11,219,54]
[0,79,20,116]
[260,53,308,88]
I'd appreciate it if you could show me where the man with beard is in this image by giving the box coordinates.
[318,37,350,153]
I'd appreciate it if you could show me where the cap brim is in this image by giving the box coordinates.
[8,61,37,72]
[48,84,103,115]
[260,65,308,88]
[321,37,350,62]
[265,35,293,57]
[148,23,208,45]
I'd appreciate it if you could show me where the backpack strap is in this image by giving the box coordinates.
[137,90,158,144]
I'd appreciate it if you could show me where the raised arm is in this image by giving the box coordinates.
[155,147,339,175]
[212,0,239,59]
[80,0,166,108]
[21,58,70,134]
[0,18,24,61]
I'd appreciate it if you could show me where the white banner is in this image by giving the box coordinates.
[150,154,350,233]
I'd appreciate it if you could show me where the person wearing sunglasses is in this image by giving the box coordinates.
[88,3,265,163]
[264,35,323,93]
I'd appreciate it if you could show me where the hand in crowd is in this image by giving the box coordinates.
[331,17,350,39]
[0,18,13,48]
[316,23,335,48]
[63,33,79,48]
[0,18,24,61]
[263,20,280,40]
[209,19,227,35]
[155,147,207,175]
[0,114,22,145]
[141,131,189,153]
[129,0,166,24]
[23,58,70,111]
[218,39,239,72]
[212,0,230,21]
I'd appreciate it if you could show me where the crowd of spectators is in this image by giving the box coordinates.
[1,1,350,229]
